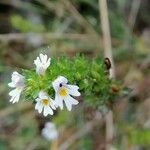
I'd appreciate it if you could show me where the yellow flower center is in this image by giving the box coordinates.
[59,87,67,97]
[42,99,49,106]
[16,86,23,90]
[16,87,21,90]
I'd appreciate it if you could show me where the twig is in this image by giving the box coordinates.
[36,0,99,39]
[0,0,26,7]
[125,0,141,51]
[105,110,114,150]
[35,0,57,12]
[128,0,141,30]
[99,0,115,79]
[60,0,100,39]
[51,139,58,150]
[0,102,32,119]
[0,33,100,53]
[0,33,98,43]
[58,112,102,150]
[99,0,115,150]
[55,17,73,34]
[0,0,36,11]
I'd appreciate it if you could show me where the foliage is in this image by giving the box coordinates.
[22,55,119,109]
[128,128,150,145]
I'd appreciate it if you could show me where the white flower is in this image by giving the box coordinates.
[52,76,80,111]
[8,71,25,103]
[41,122,58,141]
[34,53,51,75]
[35,91,56,116]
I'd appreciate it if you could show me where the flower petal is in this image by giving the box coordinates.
[40,53,47,63]
[54,95,63,110]
[35,98,40,102]
[64,95,79,111]
[35,102,43,113]
[11,72,24,86]
[11,71,20,81]
[58,76,68,84]
[67,85,81,96]
[9,90,21,103]
[45,58,51,68]
[9,89,19,97]
[8,82,15,88]
[64,98,72,111]
[12,94,20,103]
[49,100,56,110]
[43,106,53,116]
[34,57,41,66]
[10,97,15,103]
[43,54,48,63]
[39,91,48,99]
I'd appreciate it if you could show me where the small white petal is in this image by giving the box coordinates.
[12,94,20,103]
[8,82,15,88]
[52,81,59,92]
[49,100,56,110]
[69,96,79,105]
[35,102,43,113]
[12,71,24,82]
[67,85,81,96]
[39,91,48,99]
[35,98,40,102]
[58,76,68,84]
[9,90,21,103]
[47,58,51,65]
[34,57,40,66]
[55,95,63,110]
[10,72,24,88]
[64,98,72,111]
[45,60,50,68]
[44,54,48,63]
[64,95,79,111]
[40,53,45,62]
[11,71,19,81]
[10,96,16,103]
[9,89,19,97]
[43,106,53,116]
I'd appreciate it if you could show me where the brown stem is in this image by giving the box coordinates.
[99,0,115,150]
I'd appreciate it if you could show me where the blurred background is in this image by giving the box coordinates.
[0,0,150,150]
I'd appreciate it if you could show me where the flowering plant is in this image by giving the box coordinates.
[8,53,120,116]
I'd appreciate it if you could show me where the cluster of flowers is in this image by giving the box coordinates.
[8,53,81,116]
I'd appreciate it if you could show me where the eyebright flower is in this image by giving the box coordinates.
[41,122,58,141]
[52,76,80,111]
[34,53,51,75]
[8,72,25,103]
[35,91,56,116]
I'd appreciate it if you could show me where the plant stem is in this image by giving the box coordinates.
[50,139,58,150]
[99,0,115,79]
[99,0,115,150]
